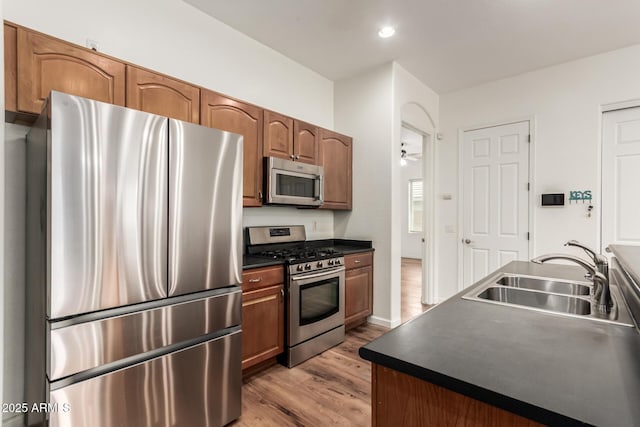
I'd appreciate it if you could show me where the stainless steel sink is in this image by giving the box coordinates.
[477,287,591,315]
[496,275,591,296]
[462,272,634,326]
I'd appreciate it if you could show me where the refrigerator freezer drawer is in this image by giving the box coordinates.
[49,330,241,427]
[50,290,241,381]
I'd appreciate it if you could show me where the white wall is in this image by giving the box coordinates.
[334,62,439,327]
[392,63,439,311]
[4,0,334,128]
[334,63,394,325]
[439,44,640,299]
[400,159,423,259]
[243,207,334,241]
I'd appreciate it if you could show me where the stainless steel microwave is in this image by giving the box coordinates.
[265,157,324,207]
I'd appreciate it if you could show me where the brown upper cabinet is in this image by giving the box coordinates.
[16,27,125,114]
[263,111,319,165]
[201,89,264,207]
[263,110,294,159]
[5,22,354,211]
[293,120,319,164]
[319,129,353,210]
[126,65,199,124]
[4,23,17,112]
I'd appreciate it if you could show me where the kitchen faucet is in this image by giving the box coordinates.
[564,240,609,279]
[530,254,612,312]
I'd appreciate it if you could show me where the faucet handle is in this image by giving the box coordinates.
[565,240,599,263]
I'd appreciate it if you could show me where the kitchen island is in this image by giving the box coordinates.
[360,257,640,426]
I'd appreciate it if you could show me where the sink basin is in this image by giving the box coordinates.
[477,287,591,315]
[496,275,591,296]
[462,272,634,326]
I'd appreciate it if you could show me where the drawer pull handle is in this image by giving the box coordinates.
[354,260,361,264]
[248,277,262,283]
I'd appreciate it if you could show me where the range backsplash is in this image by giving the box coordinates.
[242,206,334,240]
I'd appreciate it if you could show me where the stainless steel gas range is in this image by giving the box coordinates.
[246,226,345,367]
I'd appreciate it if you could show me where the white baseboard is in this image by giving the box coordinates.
[368,315,402,329]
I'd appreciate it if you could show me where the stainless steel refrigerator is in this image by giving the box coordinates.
[25,91,243,426]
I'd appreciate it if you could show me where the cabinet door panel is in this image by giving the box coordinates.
[242,284,284,370]
[319,129,352,210]
[201,90,263,207]
[345,266,372,325]
[294,120,319,165]
[264,110,294,159]
[5,23,17,112]
[17,28,125,114]
[126,65,199,123]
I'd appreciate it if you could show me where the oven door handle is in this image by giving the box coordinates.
[291,267,345,281]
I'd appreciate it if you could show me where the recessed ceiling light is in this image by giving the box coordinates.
[378,26,395,38]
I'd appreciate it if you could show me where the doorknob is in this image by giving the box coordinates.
[462,238,472,244]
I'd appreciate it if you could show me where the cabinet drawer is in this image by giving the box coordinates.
[242,265,284,291]
[345,251,373,270]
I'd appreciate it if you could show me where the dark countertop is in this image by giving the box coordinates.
[610,245,640,289]
[242,255,284,270]
[243,238,373,270]
[359,261,640,427]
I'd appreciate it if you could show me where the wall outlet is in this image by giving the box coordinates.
[86,39,99,51]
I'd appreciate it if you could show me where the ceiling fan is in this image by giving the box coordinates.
[400,142,421,165]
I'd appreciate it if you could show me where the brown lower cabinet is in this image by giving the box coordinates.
[241,265,284,371]
[372,364,544,427]
[345,251,373,329]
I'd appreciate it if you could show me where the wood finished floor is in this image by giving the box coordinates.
[401,258,430,323]
[231,323,388,427]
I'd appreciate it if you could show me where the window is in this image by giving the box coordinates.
[408,179,423,233]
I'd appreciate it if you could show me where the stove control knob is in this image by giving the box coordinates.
[297,265,304,272]
[305,264,312,270]
[328,259,335,266]
[317,261,323,268]
[335,259,341,265]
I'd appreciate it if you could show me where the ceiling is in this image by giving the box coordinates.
[184,0,640,93]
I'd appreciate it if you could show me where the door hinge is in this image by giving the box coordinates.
[527,135,531,143]
[527,182,530,191]
[527,232,530,241]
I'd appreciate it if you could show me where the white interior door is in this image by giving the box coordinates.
[462,121,530,287]
[601,107,640,252]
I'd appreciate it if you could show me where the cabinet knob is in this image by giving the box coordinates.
[290,154,295,159]
[295,155,300,160]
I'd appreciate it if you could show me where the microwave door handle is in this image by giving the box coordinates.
[316,175,324,202]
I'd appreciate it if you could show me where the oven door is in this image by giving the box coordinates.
[288,267,345,346]
[266,157,323,206]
